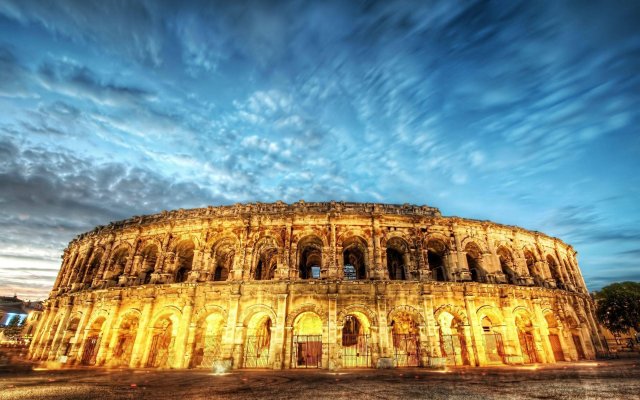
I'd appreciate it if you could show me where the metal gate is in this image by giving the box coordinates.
[81,336,100,365]
[393,334,420,367]
[146,333,171,368]
[342,334,371,368]
[548,334,565,361]
[572,335,585,360]
[193,335,222,368]
[244,335,270,368]
[293,335,322,368]
[519,332,538,364]
[483,333,506,364]
[440,334,469,366]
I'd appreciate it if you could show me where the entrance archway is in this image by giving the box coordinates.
[480,315,506,364]
[292,312,323,368]
[438,312,470,366]
[81,317,105,365]
[146,316,177,368]
[390,311,420,367]
[515,310,539,364]
[341,312,371,368]
[244,314,272,368]
[544,312,565,362]
[112,313,139,367]
[192,313,225,368]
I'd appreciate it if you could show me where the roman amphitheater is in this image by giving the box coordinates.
[29,201,605,370]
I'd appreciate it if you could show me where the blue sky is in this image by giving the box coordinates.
[0,0,639,300]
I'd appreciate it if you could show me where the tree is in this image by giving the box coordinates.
[595,281,640,334]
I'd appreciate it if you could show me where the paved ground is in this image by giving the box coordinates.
[1,359,639,400]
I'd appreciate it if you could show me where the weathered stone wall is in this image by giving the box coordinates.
[29,201,603,369]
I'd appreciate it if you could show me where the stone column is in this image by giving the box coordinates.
[499,296,522,364]
[35,304,59,360]
[175,296,195,368]
[327,294,338,369]
[223,293,241,367]
[375,295,389,358]
[95,296,122,365]
[29,305,53,358]
[271,294,288,369]
[329,220,337,278]
[130,297,154,367]
[464,294,483,366]
[67,298,94,364]
[422,293,442,360]
[531,298,552,363]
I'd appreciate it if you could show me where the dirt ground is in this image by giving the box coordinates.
[1,359,639,400]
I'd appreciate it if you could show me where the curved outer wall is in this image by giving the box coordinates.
[29,202,604,369]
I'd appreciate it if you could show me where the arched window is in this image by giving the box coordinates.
[386,237,409,280]
[465,243,485,283]
[427,239,448,282]
[343,238,367,279]
[174,241,195,283]
[298,236,323,280]
[496,247,517,284]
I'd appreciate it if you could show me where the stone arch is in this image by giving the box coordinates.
[542,308,566,362]
[173,239,195,283]
[545,254,563,287]
[292,229,329,247]
[82,247,105,285]
[146,306,181,368]
[286,303,328,327]
[138,242,160,284]
[476,305,505,327]
[112,309,141,367]
[210,237,237,282]
[85,309,110,332]
[496,245,518,284]
[341,236,369,280]
[434,304,469,325]
[426,236,450,282]
[385,236,411,280]
[297,235,323,279]
[241,304,278,327]
[105,244,131,283]
[460,236,488,254]
[388,305,426,327]
[191,307,227,368]
[192,305,228,326]
[464,241,486,283]
[337,304,378,327]
[252,236,279,281]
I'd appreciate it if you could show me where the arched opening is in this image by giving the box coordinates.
[514,310,539,364]
[146,315,176,368]
[496,247,518,284]
[546,255,563,288]
[174,241,194,283]
[212,240,234,282]
[390,311,420,367]
[566,316,586,360]
[192,313,225,368]
[524,250,543,286]
[112,314,139,367]
[480,315,506,364]
[341,312,371,368]
[253,238,278,281]
[292,312,323,368]
[544,312,565,362]
[83,250,103,286]
[139,245,158,285]
[562,259,577,290]
[107,247,129,285]
[59,317,80,358]
[343,237,367,280]
[386,237,409,280]
[81,317,106,366]
[298,236,322,280]
[427,239,448,282]
[465,243,485,283]
[438,311,470,366]
[244,314,272,368]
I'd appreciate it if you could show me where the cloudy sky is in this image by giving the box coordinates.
[0,0,639,300]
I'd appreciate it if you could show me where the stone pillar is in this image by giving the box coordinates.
[464,294,483,366]
[95,297,122,365]
[422,293,442,359]
[223,293,241,367]
[175,297,194,368]
[51,301,74,360]
[29,305,53,358]
[329,220,337,278]
[375,295,389,357]
[67,298,94,364]
[531,299,553,363]
[371,217,383,279]
[272,294,288,369]
[327,294,338,369]
[35,304,59,360]
[500,297,522,364]
[130,297,154,367]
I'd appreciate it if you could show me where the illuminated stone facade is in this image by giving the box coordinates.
[29,201,604,369]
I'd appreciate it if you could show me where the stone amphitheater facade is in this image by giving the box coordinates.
[29,201,604,369]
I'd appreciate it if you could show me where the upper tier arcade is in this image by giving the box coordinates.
[50,201,587,297]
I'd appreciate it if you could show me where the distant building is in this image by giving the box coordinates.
[0,295,43,343]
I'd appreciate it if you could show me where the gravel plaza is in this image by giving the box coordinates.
[1,359,639,400]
